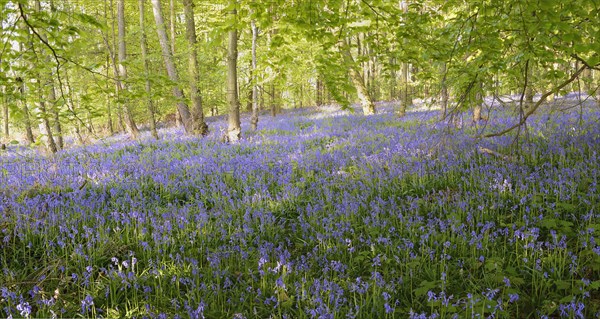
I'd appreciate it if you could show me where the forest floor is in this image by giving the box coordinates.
[1,95,600,318]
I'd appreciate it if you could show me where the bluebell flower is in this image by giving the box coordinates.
[16,302,32,318]
[80,295,94,313]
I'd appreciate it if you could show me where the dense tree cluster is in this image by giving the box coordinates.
[0,0,598,152]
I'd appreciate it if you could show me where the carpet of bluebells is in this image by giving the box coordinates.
[1,99,600,318]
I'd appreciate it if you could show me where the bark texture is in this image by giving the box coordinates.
[226,2,241,142]
[139,0,159,139]
[342,42,376,115]
[183,0,208,135]
[151,0,194,134]
[250,20,259,131]
[117,0,140,139]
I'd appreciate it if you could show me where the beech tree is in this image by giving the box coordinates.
[151,0,195,134]
[117,0,140,139]
[250,18,259,131]
[139,0,159,139]
[226,0,241,142]
[182,0,208,135]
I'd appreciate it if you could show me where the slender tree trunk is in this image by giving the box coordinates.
[49,78,63,148]
[525,85,534,108]
[524,59,534,110]
[250,19,259,130]
[18,79,35,144]
[582,67,592,94]
[246,77,253,112]
[473,82,483,122]
[105,54,114,135]
[170,0,176,55]
[16,19,35,144]
[169,0,182,128]
[140,0,159,139]
[398,0,410,116]
[246,59,252,112]
[117,0,140,139]
[226,1,241,142]
[151,0,194,134]
[259,84,265,111]
[358,33,366,89]
[36,94,57,153]
[108,0,124,133]
[1,85,6,142]
[270,83,276,116]
[592,70,600,102]
[389,57,397,100]
[316,77,323,106]
[183,0,208,135]
[440,63,448,119]
[368,38,377,100]
[33,0,58,152]
[341,41,376,115]
[399,62,410,116]
[2,95,8,137]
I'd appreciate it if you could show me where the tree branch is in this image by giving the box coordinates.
[18,3,63,76]
[481,64,587,138]
[571,54,600,71]
[18,3,106,139]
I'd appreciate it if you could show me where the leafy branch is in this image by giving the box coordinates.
[17,3,97,136]
[481,64,587,138]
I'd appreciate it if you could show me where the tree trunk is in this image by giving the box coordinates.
[399,0,410,116]
[1,85,6,141]
[316,77,323,106]
[49,78,63,149]
[226,1,241,142]
[440,63,448,119]
[270,82,276,116]
[341,41,376,115]
[399,61,410,116]
[389,57,397,101]
[17,79,35,144]
[16,18,35,145]
[250,19,259,131]
[183,0,208,135]
[170,0,182,128]
[592,70,600,102]
[2,96,8,137]
[246,77,253,112]
[582,67,592,94]
[170,0,176,55]
[524,60,534,109]
[525,85,534,107]
[473,82,483,122]
[105,54,114,135]
[110,0,124,133]
[117,0,140,139]
[35,92,57,153]
[368,38,377,100]
[151,0,194,134]
[34,0,58,153]
[140,0,159,139]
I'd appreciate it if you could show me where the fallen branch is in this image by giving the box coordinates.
[478,146,515,162]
